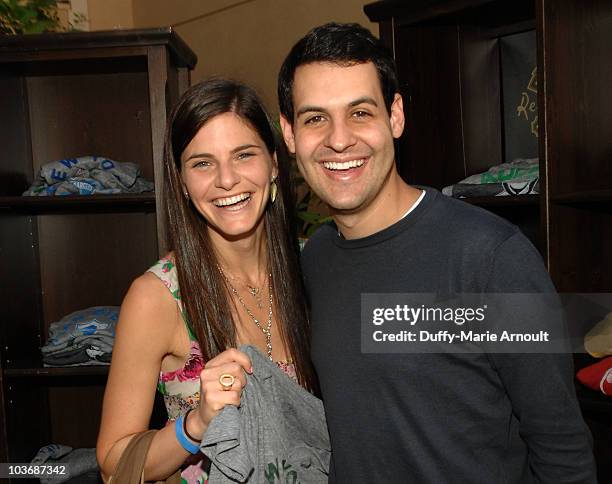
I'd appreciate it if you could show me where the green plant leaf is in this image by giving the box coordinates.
[19,8,38,23]
[305,218,331,237]
[296,211,322,223]
[0,0,84,34]
[24,18,55,33]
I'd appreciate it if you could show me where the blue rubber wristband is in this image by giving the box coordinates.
[175,414,200,454]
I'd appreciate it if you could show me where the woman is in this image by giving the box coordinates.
[96,79,318,482]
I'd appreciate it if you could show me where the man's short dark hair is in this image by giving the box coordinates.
[278,22,399,122]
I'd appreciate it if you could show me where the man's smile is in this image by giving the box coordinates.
[321,158,367,171]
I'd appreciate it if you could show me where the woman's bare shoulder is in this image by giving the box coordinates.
[118,269,180,343]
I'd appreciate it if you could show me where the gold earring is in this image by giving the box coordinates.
[270,178,277,203]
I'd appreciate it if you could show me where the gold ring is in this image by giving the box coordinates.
[219,373,235,391]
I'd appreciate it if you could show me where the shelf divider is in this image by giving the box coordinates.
[3,366,109,378]
[0,193,156,214]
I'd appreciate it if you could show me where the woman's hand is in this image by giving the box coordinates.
[187,348,252,439]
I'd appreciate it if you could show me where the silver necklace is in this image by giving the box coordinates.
[218,266,274,360]
[244,277,265,309]
[246,284,264,309]
[220,269,266,309]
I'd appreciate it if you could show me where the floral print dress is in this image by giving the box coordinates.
[149,258,208,483]
[148,258,297,484]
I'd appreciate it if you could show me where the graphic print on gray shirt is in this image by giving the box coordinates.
[200,345,330,483]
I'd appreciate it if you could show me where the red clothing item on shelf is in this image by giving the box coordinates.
[577,357,612,396]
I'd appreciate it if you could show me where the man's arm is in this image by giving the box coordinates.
[485,232,597,484]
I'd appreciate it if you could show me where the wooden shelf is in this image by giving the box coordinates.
[3,366,109,378]
[0,193,156,214]
[364,0,533,26]
[0,27,197,69]
[455,194,539,207]
[551,189,612,205]
[0,26,193,465]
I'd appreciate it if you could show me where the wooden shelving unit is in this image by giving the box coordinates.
[0,28,196,472]
[365,0,612,480]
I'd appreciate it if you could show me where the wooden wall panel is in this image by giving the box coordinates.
[27,71,154,182]
[395,25,466,188]
[542,0,612,195]
[459,26,503,176]
[548,203,612,292]
[49,382,106,448]
[4,379,49,462]
[0,75,32,195]
[37,212,158,330]
[0,214,43,368]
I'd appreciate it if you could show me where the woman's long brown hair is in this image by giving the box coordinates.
[163,79,318,393]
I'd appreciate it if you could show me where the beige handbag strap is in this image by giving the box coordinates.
[109,430,180,484]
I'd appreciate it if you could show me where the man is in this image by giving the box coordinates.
[278,23,596,483]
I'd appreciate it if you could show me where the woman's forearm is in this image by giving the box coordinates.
[100,419,200,482]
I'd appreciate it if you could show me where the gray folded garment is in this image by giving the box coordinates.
[444,178,539,198]
[442,157,539,198]
[30,444,99,484]
[200,345,330,483]
[41,307,118,367]
[42,344,112,366]
[42,337,113,366]
[23,155,154,196]
[42,334,115,356]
